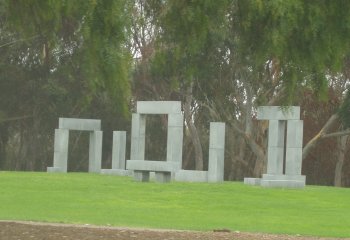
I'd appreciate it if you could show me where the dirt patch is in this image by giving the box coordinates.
[0,221,347,240]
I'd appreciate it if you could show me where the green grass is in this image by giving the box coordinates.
[0,171,349,238]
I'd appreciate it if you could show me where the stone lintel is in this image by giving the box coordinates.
[137,101,181,114]
[59,118,101,131]
[257,106,300,120]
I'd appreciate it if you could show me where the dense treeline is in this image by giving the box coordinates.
[1,0,350,186]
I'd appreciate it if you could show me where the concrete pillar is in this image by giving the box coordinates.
[52,129,69,172]
[130,114,146,160]
[285,120,303,175]
[134,170,150,182]
[155,172,171,183]
[166,113,183,171]
[88,130,102,173]
[267,120,285,175]
[208,122,226,182]
[112,131,126,169]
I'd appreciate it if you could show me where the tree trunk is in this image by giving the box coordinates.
[183,85,203,170]
[334,134,349,187]
[302,113,340,160]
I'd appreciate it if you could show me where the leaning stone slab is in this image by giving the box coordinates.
[257,106,300,120]
[137,101,181,114]
[59,118,101,131]
[175,170,208,182]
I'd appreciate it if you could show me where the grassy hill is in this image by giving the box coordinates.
[0,171,349,238]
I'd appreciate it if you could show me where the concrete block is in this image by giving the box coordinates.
[137,101,181,114]
[285,147,303,175]
[268,120,285,147]
[47,167,63,173]
[126,160,180,172]
[208,148,225,182]
[59,118,101,131]
[168,114,183,127]
[175,170,208,182]
[112,131,126,169]
[134,171,150,182]
[166,126,183,168]
[260,179,305,188]
[257,106,300,120]
[155,172,171,183]
[286,120,303,148]
[209,122,226,149]
[130,114,146,160]
[244,178,261,186]
[54,129,69,152]
[100,169,133,176]
[267,147,284,175]
[262,174,306,181]
[53,152,68,172]
[88,131,102,173]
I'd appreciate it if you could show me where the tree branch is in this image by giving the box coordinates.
[0,115,32,123]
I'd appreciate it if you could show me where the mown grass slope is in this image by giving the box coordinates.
[0,171,349,238]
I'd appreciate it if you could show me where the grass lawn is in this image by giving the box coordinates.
[0,171,349,238]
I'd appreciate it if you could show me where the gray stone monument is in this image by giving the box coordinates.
[175,122,226,183]
[126,101,183,183]
[244,106,306,188]
[47,118,102,173]
[101,131,132,176]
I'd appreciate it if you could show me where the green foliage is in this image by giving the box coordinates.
[6,0,132,115]
[150,0,230,87]
[237,0,350,101]
[0,172,350,237]
[0,0,133,170]
[338,90,350,128]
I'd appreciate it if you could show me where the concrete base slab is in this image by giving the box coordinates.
[155,172,171,183]
[244,177,261,186]
[262,174,306,181]
[100,169,133,176]
[134,171,150,182]
[260,179,305,188]
[47,167,64,173]
[175,170,208,182]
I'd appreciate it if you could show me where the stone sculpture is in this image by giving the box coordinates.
[244,106,306,188]
[126,101,184,182]
[101,131,132,176]
[47,118,102,173]
[175,122,226,183]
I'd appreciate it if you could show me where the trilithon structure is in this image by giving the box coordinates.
[47,118,102,173]
[244,106,306,188]
[126,101,184,183]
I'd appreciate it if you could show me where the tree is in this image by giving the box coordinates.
[0,0,132,170]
